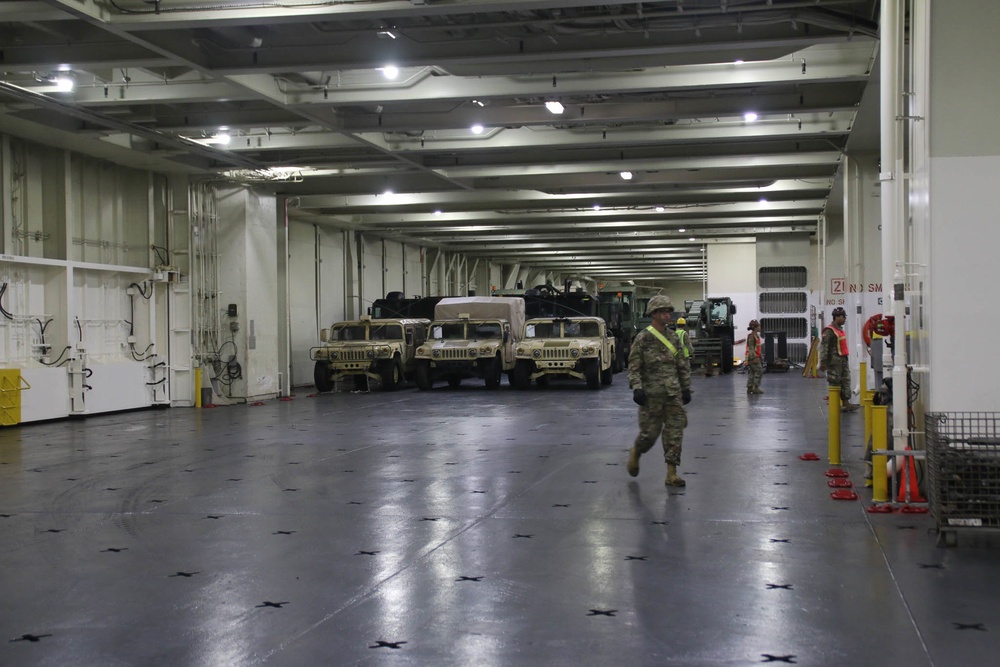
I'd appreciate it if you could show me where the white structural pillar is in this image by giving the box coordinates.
[880,0,909,449]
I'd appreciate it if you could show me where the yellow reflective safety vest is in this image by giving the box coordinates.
[675,329,691,358]
[645,326,681,356]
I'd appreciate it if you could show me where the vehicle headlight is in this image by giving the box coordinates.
[469,348,478,358]
[532,349,541,359]
[432,349,441,359]
[480,346,491,355]
[375,346,391,358]
[570,349,580,358]
[584,346,596,355]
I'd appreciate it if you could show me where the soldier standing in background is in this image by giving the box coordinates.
[674,316,694,362]
[627,295,692,487]
[820,306,859,412]
[746,319,764,395]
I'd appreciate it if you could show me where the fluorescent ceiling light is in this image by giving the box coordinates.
[471,124,485,135]
[620,171,632,180]
[377,30,397,39]
[201,132,230,146]
[545,101,565,114]
[472,99,485,107]
[53,77,74,92]
[759,197,768,204]
[592,204,601,211]
[744,111,758,122]
[655,206,664,212]
[381,65,399,80]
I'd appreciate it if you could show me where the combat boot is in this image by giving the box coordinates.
[666,463,686,487]
[842,403,860,412]
[754,388,765,394]
[627,447,640,477]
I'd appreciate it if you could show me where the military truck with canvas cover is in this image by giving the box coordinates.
[311,316,430,392]
[414,297,525,389]
[512,316,615,390]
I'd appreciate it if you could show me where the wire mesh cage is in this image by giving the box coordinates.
[926,412,1000,531]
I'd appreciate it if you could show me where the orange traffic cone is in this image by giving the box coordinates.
[897,448,926,503]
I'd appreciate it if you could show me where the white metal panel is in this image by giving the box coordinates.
[76,360,151,414]
[929,155,1000,412]
[317,226,346,328]
[361,235,384,312]
[18,366,70,422]
[383,239,405,296]
[288,220,318,389]
[403,243,424,297]
[242,189,278,400]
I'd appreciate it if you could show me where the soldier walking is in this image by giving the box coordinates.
[626,295,692,487]
[819,306,859,412]
[746,319,764,395]
[674,316,694,361]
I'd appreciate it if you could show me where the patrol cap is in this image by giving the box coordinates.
[748,319,760,330]
[832,306,847,318]
[645,295,673,315]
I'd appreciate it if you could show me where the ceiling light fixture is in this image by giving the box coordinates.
[545,100,565,115]
[744,111,758,122]
[53,77,74,92]
[592,204,601,211]
[377,30,397,39]
[655,206,664,213]
[620,171,633,180]
[470,124,485,135]
[381,65,399,80]
[472,99,485,107]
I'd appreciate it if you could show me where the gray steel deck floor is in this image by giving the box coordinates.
[2,371,999,666]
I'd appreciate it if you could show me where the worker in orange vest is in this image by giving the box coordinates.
[819,307,859,412]
[745,319,764,395]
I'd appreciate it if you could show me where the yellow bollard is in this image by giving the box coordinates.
[862,389,875,455]
[195,367,202,408]
[828,386,841,465]
[859,361,867,396]
[871,405,889,503]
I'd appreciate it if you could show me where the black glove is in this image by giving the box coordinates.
[681,389,692,405]
[632,389,647,406]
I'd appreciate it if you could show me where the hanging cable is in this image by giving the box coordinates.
[0,284,15,320]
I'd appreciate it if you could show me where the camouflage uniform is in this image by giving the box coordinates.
[628,327,691,465]
[820,325,851,403]
[746,331,763,393]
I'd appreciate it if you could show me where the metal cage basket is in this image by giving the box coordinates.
[926,412,1000,534]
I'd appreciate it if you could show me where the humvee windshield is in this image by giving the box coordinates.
[524,320,601,338]
[431,321,503,340]
[432,323,468,339]
[331,323,403,341]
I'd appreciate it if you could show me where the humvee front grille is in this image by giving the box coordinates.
[539,349,576,360]
[440,349,472,360]
[336,349,370,362]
